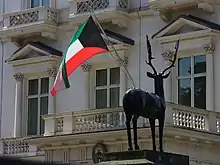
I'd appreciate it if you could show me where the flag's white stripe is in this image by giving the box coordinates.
[53,64,65,92]
[52,40,83,94]
[65,39,84,63]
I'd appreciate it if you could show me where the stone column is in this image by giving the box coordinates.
[47,67,57,114]
[81,63,92,109]
[162,50,174,103]
[204,44,215,111]
[119,57,128,106]
[13,73,24,137]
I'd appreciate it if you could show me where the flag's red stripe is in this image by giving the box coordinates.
[50,47,108,96]
[66,47,108,76]
[51,88,56,96]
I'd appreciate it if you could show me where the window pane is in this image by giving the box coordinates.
[40,96,48,134]
[31,0,40,8]
[178,79,191,106]
[194,55,206,74]
[42,0,50,6]
[96,69,107,86]
[27,98,38,135]
[110,67,120,85]
[96,89,107,109]
[41,78,49,94]
[28,79,38,95]
[110,87,119,108]
[178,57,191,76]
[194,76,206,109]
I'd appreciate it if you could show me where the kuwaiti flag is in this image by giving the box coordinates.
[51,16,109,96]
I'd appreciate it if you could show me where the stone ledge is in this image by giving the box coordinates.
[100,150,189,165]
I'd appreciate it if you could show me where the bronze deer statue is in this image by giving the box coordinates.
[123,35,179,152]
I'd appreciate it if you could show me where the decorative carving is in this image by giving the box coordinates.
[204,44,215,54]
[162,50,175,61]
[13,73,24,81]
[118,57,128,67]
[47,67,58,77]
[92,143,107,164]
[81,63,92,72]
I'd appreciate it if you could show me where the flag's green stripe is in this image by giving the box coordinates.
[61,17,89,88]
[68,17,89,46]
[61,59,70,88]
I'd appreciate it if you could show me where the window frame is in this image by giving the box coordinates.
[92,64,121,109]
[28,0,52,8]
[25,75,49,136]
[175,53,207,109]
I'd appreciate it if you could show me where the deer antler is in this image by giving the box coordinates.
[161,40,180,75]
[146,35,157,75]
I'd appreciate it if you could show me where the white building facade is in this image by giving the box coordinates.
[0,0,220,164]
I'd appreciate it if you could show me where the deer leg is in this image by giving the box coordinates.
[132,115,139,150]
[159,114,165,152]
[149,118,156,151]
[126,114,133,151]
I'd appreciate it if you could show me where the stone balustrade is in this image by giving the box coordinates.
[69,0,130,15]
[43,103,220,136]
[2,6,58,29]
[0,137,43,157]
[1,103,219,156]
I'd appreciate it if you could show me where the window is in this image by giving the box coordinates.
[27,77,49,135]
[177,55,206,109]
[28,0,50,8]
[95,67,120,109]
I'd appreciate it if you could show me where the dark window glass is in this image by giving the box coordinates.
[40,96,48,134]
[41,78,49,94]
[28,79,38,95]
[96,69,107,86]
[110,87,119,108]
[27,98,38,135]
[110,67,120,85]
[96,89,107,109]
[178,57,191,76]
[31,0,40,8]
[42,0,50,6]
[194,55,206,74]
[194,76,206,109]
[178,79,191,106]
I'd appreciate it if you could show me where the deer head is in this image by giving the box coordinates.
[146,35,179,97]
[146,35,179,79]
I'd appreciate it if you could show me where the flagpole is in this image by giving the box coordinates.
[87,8,136,88]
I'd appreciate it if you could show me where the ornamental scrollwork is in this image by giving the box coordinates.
[13,73,24,81]
[204,44,215,54]
[81,63,92,72]
[162,50,175,61]
[47,67,58,77]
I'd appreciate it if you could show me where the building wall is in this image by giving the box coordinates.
[0,0,219,148]
[47,138,220,165]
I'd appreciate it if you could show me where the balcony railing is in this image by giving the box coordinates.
[2,6,58,29]
[69,0,130,17]
[76,0,129,13]
[43,103,220,136]
[0,137,43,157]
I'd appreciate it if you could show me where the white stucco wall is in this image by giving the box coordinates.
[5,0,22,12]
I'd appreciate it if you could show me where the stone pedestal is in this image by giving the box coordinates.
[96,150,189,165]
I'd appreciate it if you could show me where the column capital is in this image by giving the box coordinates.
[47,67,58,77]
[81,63,92,72]
[204,44,215,54]
[118,56,128,67]
[13,73,24,82]
[162,50,175,61]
